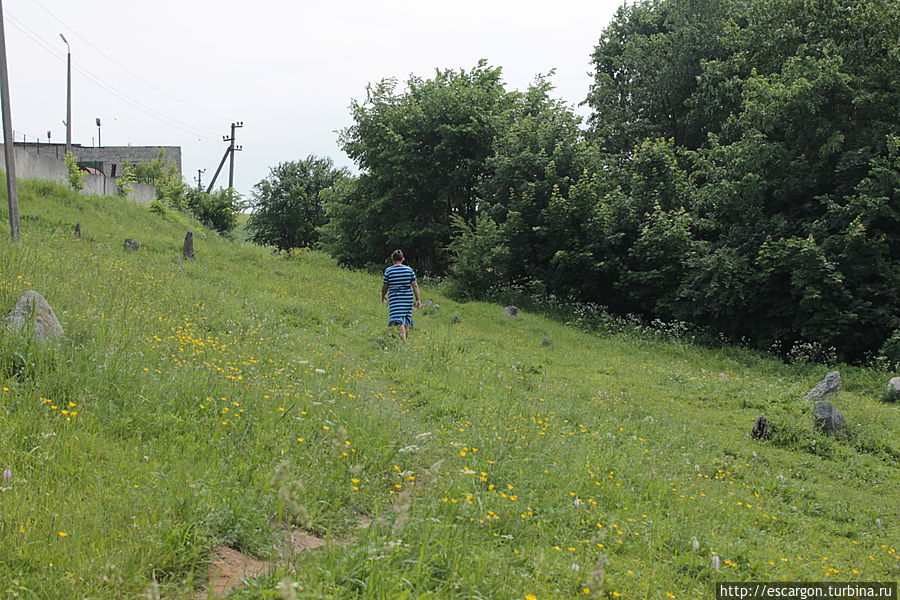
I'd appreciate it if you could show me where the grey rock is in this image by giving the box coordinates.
[503,306,518,317]
[813,401,845,436]
[803,371,841,402]
[5,290,64,342]
[884,377,900,403]
[751,415,772,440]
[183,230,194,260]
[124,238,140,251]
[422,299,434,307]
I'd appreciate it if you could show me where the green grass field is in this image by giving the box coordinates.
[0,180,897,599]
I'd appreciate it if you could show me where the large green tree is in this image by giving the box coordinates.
[478,75,585,287]
[247,156,349,252]
[586,0,748,154]
[333,61,514,272]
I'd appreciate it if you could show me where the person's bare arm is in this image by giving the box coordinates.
[411,281,421,308]
[381,283,389,303]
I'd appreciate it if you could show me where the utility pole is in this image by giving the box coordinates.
[195,168,205,191]
[205,121,242,193]
[226,121,242,189]
[205,145,230,194]
[60,34,71,155]
[96,117,101,147]
[0,0,20,241]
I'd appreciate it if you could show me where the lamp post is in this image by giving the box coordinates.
[59,33,71,155]
[96,117,101,147]
[0,0,20,241]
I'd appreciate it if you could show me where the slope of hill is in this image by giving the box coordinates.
[0,180,897,599]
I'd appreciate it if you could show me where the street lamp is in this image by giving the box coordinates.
[96,117,101,147]
[59,33,71,155]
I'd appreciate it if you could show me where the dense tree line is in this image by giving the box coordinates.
[250,0,899,363]
[575,0,900,361]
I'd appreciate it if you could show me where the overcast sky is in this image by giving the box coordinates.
[4,0,623,200]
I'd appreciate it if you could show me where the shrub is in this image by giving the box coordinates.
[446,215,510,299]
[148,198,168,216]
[156,176,189,211]
[116,163,136,198]
[186,188,240,234]
[878,329,900,370]
[63,152,85,192]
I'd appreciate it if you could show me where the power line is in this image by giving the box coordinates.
[4,11,219,141]
[6,12,218,139]
[7,127,49,142]
[27,0,227,121]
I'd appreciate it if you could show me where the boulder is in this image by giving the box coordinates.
[124,238,140,251]
[813,401,845,436]
[503,306,518,317]
[4,290,64,342]
[803,371,841,402]
[884,377,900,403]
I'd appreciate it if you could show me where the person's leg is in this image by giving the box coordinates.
[399,324,409,341]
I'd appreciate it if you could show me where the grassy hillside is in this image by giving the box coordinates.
[231,212,252,243]
[0,179,897,599]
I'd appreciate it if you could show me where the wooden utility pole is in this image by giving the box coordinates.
[0,0,20,241]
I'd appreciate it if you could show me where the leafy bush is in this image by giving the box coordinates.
[186,188,240,234]
[155,176,189,212]
[249,156,348,252]
[446,215,509,299]
[132,150,179,186]
[116,163,136,198]
[63,152,85,192]
[148,198,167,216]
[877,329,900,371]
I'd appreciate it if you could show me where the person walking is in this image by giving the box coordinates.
[381,249,421,341]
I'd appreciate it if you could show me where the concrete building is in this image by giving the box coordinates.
[0,143,158,204]
[13,142,182,178]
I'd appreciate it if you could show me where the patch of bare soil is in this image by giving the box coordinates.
[206,547,270,598]
[203,526,332,598]
[283,527,327,557]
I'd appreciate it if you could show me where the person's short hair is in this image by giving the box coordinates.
[391,249,404,262]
